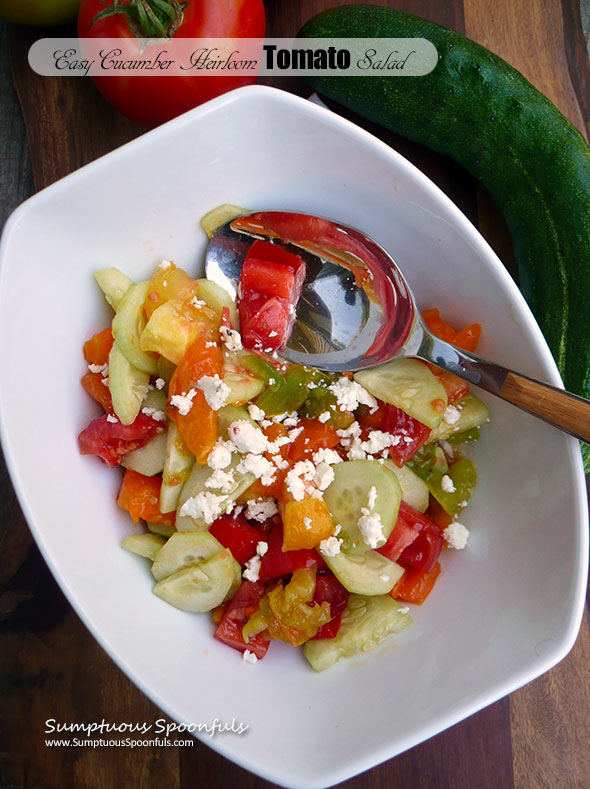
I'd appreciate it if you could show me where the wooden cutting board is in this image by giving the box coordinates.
[2,1,590,787]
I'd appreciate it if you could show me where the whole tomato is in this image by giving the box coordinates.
[0,0,81,25]
[77,0,266,127]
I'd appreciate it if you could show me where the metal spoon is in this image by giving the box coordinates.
[206,210,590,443]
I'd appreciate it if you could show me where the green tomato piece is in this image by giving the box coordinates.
[255,365,328,416]
[446,426,481,444]
[426,458,477,515]
[301,385,354,430]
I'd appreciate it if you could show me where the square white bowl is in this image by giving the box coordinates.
[0,85,587,788]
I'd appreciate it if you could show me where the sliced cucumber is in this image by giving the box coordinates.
[94,267,133,312]
[121,430,167,476]
[323,460,401,554]
[196,278,239,328]
[151,531,223,582]
[108,341,150,425]
[382,460,429,513]
[303,594,412,672]
[112,281,158,375]
[160,423,195,514]
[355,359,447,428]
[200,203,249,239]
[222,367,265,406]
[152,548,239,613]
[324,550,403,595]
[176,455,255,531]
[147,521,176,538]
[122,533,166,561]
[217,404,256,438]
[142,388,167,413]
[427,395,490,443]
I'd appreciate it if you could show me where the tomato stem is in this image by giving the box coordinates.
[88,0,184,38]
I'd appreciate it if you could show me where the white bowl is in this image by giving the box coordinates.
[0,85,587,788]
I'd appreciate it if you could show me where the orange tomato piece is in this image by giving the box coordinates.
[454,323,482,352]
[282,498,335,551]
[143,262,198,319]
[167,336,223,463]
[393,562,441,605]
[83,327,114,366]
[422,308,456,343]
[81,371,113,412]
[117,469,175,526]
[288,419,340,463]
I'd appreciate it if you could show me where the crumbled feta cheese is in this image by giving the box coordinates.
[237,454,277,487]
[205,468,235,493]
[303,516,312,530]
[170,388,197,416]
[196,374,230,411]
[443,405,461,425]
[444,521,470,549]
[336,421,362,445]
[358,509,385,548]
[271,412,288,423]
[158,259,172,270]
[248,404,266,422]
[242,649,258,664]
[206,341,217,348]
[141,407,166,422]
[361,430,400,454]
[207,439,232,470]
[283,414,300,427]
[246,498,278,522]
[243,554,262,582]
[256,540,268,557]
[347,438,368,461]
[88,362,109,376]
[403,436,413,444]
[334,524,342,536]
[398,607,410,615]
[312,447,342,466]
[285,461,316,501]
[441,474,456,493]
[319,535,343,557]
[328,377,377,412]
[314,462,335,491]
[220,325,243,351]
[106,414,118,423]
[367,485,377,510]
[268,378,275,386]
[228,420,268,454]
[155,377,166,390]
[318,411,331,423]
[272,454,290,471]
[287,427,303,442]
[179,491,225,524]
[190,296,207,308]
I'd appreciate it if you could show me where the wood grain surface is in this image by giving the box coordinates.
[1,1,590,787]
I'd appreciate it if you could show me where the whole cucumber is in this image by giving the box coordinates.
[299,5,590,471]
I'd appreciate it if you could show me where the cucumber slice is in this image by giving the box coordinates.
[196,278,239,328]
[217,404,256,438]
[427,395,490,443]
[122,533,166,561]
[152,548,239,613]
[160,423,195,514]
[112,281,158,375]
[324,550,403,595]
[121,430,167,476]
[151,531,223,582]
[223,368,265,406]
[323,460,402,553]
[147,521,176,538]
[200,203,249,239]
[382,460,429,513]
[142,388,167,412]
[176,455,255,531]
[355,359,447,428]
[94,267,132,311]
[303,594,412,672]
[108,341,150,425]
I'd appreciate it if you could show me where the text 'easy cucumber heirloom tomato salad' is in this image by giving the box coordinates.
[78,205,491,671]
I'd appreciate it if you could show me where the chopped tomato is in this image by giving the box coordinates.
[377,510,419,562]
[214,580,270,659]
[383,405,431,467]
[258,522,324,582]
[422,308,456,343]
[240,257,297,301]
[311,572,349,640]
[288,418,340,463]
[209,514,263,565]
[246,239,306,275]
[143,262,197,319]
[83,327,114,366]
[432,369,470,404]
[240,296,290,352]
[117,469,175,526]
[425,497,453,529]
[81,371,113,413]
[78,413,160,468]
[167,336,223,463]
[393,563,441,605]
[397,503,443,573]
[357,402,387,432]
[454,323,481,352]
[282,498,335,551]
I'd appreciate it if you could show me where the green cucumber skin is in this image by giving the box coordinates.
[300,5,590,471]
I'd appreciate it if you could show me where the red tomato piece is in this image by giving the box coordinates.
[311,572,349,640]
[240,258,297,301]
[377,511,419,562]
[81,371,114,413]
[383,405,431,467]
[393,563,441,605]
[258,523,324,582]
[209,514,264,566]
[398,503,443,573]
[78,413,160,468]
[241,297,290,352]
[117,469,175,526]
[214,580,270,658]
[246,240,305,274]
[433,369,470,404]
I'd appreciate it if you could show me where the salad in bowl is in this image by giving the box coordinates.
[78,205,490,671]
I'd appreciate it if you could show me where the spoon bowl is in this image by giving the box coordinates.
[206,210,590,444]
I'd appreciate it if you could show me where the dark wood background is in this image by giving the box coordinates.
[1,1,590,787]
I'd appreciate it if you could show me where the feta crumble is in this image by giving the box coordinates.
[312,447,342,467]
[246,498,278,522]
[170,388,197,416]
[220,325,243,351]
[205,468,235,493]
[228,421,268,455]
[158,259,173,270]
[106,414,118,423]
[319,535,343,557]
[443,521,470,550]
[179,491,225,524]
[285,461,315,501]
[443,405,461,425]
[242,649,258,664]
[367,485,377,510]
[243,543,268,582]
[358,509,385,549]
[88,362,109,376]
[303,516,312,530]
[318,411,331,423]
[328,377,377,412]
[207,439,232,470]
[141,407,166,422]
[237,454,277,487]
[248,403,266,422]
[155,377,166,390]
[441,474,456,493]
[314,462,335,491]
[196,374,230,411]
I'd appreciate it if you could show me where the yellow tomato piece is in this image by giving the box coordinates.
[144,262,199,319]
[282,498,335,551]
[140,299,218,365]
